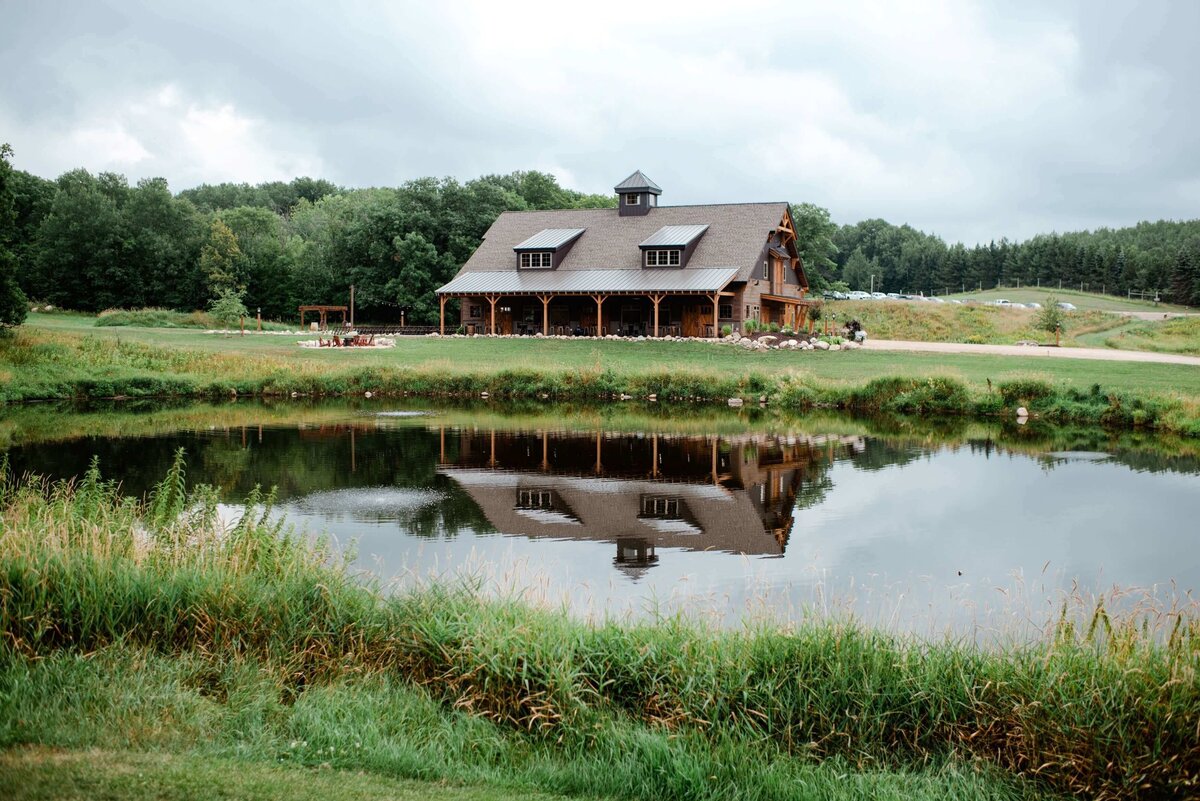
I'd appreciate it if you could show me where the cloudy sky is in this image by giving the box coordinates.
[2,1,1196,243]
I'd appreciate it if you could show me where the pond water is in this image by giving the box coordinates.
[5,402,1199,636]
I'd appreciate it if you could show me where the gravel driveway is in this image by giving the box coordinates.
[862,339,1200,366]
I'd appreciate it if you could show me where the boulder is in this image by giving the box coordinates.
[727,397,744,407]
[1016,406,1029,418]
[758,335,777,345]
[830,343,841,351]
[740,338,756,349]
[814,340,830,350]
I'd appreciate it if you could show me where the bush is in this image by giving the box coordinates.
[768,322,781,333]
[744,320,759,334]
[720,324,732,337]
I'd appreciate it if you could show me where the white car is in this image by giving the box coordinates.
[992,299,1012,306]
[870,292,886,300]
[847,291,872,300]
[1027,302,1043,309]
[1056,302,1077,311]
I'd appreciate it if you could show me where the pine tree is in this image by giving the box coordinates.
[1168,240,1200,306]
[0,144,29,328]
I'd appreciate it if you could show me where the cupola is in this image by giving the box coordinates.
[614,170,661,216]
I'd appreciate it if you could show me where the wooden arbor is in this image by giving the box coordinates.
[299,305,348,330]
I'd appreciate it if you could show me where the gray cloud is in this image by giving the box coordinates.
[1,0,1196,243]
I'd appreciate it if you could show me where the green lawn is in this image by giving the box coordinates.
[20,312,1200,397]
[0,748,579,801]
[940,286,1193,313]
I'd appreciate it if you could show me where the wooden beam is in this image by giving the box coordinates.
[487,294,498,334]
[539,294,553,335]
[591,294,607,336]
[438,295,446,335]
[709,293,719,338]
[649,293,664,337]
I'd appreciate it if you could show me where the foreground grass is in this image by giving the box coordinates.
[1,456,1197,799]
[6,317,1200,436]
[0,747,578,801]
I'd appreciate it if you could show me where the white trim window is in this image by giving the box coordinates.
[519,251,553,268]
[645,249,681,267]
[624,193,641,205]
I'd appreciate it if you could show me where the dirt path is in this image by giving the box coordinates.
[862,339,1200,366]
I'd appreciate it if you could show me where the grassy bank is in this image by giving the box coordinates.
[827,301,1123,345]
[4,321,1200,436]
[94,307,293,331]
[2,457,1198,799]
[940,287,1193,313]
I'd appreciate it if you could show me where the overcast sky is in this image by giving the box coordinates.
[2,1,1197,243]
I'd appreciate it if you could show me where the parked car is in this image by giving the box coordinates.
[847,291,871,300]
[992,299,1012,306]
[948,299,963,304]
[1056,301,1077,310]
[886,292,901,299]
[1026,302,1042,309]
[1010,303,1028,309]
[870,292,886,299]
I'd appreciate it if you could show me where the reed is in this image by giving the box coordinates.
[1,455,1198,799]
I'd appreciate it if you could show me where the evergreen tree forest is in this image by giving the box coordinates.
[3,146,1198,326]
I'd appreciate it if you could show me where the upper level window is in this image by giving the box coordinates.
[645,249,681,267]
[624,193,641,205]
[520,251,552,269]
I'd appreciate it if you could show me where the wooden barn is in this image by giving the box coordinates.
[435,171,813,337]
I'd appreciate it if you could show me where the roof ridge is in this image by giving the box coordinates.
[497,201,787,215]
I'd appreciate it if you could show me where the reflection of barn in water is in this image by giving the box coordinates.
[435,428,846,570]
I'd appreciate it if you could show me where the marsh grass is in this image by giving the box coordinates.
[1,454,1197,799]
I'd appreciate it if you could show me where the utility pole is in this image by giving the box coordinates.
[870,274,876,293]
[256,307,262,331]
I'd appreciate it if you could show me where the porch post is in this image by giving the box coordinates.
[592,294,606,336]
[439,295,446,335]
[540,294,552,335]
[487,294,498,334]
[650,293,663,337]
[710,294,719,338]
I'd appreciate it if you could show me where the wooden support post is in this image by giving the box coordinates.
[711,437,718,485]
[256,309,262,331]
[650,294,663,337]
[439,426,445,464]
[490,429,496,468]
[541,431,549,471]
[439,296,446,335]
[349,284,355,327]
[487,295,498,334]
[591,294,606,336]
[710,294,719,338]
[539,294,552,335]
[651,434,658,478]
[594,431,602,474]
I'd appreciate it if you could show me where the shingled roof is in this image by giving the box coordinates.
[441,202,789,290]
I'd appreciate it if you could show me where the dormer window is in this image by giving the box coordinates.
[645,249,681,267]
[624,193,641,206]
[520,251,553,269]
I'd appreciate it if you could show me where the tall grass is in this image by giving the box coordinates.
[1,454,1197,799]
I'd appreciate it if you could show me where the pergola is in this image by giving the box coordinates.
[298,305,348,329]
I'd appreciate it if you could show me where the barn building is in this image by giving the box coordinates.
[435,171,813,337]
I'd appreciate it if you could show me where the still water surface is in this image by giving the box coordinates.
[6,404,1199,634]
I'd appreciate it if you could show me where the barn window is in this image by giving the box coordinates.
[520,251,552,268]
[645,249,681,267]
[719,304,733,319]
[624,193,641,205]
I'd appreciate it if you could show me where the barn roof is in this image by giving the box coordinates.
[437,202,790,295]
[614,170,662,194]
[437,267,739,296]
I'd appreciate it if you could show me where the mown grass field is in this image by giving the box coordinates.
[5,312,1200,436]
[2,456,1196,799]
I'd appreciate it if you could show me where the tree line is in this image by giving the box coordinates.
[800,213,1200,304]
[1,144,1197,330]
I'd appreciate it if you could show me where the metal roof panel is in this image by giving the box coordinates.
[437,267,739,295]
[513,228,586,251]
[613,170,662,193]
[639,224,709,248]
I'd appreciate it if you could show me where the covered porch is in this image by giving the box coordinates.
[760,294,816,331]
[436,267,742,338]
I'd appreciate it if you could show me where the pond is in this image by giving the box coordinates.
[4,401,1199,636]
